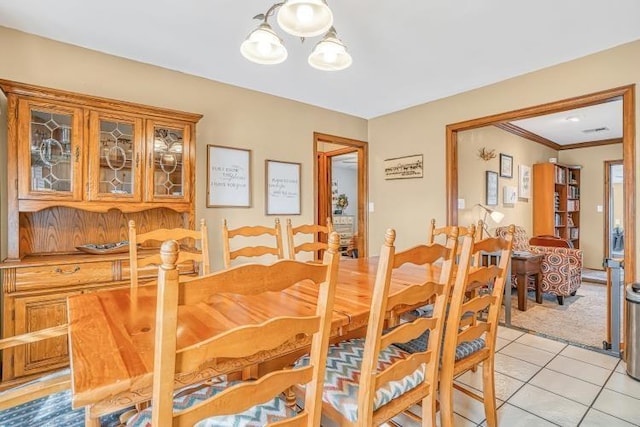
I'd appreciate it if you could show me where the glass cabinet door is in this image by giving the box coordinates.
[88,112,143,201]
[18,100,83,200]
[146,121,191,203]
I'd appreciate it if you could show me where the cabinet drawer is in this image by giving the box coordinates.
[14,261,114,291]
[121,260,197,282]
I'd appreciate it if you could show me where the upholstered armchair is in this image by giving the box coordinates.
[496,226,583,305]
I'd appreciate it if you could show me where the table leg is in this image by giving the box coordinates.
[85,409,100,427]
[535,272,542,304]
[517,273,527,311]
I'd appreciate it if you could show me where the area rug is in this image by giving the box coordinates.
[501,282,607,349]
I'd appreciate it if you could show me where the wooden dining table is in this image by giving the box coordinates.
[67,257,443,423]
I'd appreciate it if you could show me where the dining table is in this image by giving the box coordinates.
[67,256,511,424]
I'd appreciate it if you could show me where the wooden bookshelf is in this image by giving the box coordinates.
[533,162,580,248]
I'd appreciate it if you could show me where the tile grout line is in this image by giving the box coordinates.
[575,359,622,426]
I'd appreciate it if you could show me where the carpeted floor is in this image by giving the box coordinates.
[501,281,607,349]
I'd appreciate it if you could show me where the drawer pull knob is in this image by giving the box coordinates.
[55,266,80,275]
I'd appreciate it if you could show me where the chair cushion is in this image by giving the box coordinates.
[127,377,296,427]
[393,330,486,362]
[296,338,424,423]
[0,386,128,427]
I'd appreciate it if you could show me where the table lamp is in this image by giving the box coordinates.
[476,204,505,235]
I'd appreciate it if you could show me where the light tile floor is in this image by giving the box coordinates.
[382,326,640,427]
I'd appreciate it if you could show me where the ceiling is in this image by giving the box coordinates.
[510,99,623,145]
[0,1,639,119]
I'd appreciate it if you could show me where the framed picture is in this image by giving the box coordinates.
[519,164,531,199]
[384,154,423,179]
[265,160,301,215]
[503,186,518,204]
[486,171,498,206]
[500,153,513,178]
[206,145,251,207]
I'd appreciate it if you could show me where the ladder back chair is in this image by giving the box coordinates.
[297,228,458,426]
[286,217,333,260]
[428,218,484,266]
[439,225,514,427]
[127,233,341,427]
[222,218,284,269]
[128,219,209,290]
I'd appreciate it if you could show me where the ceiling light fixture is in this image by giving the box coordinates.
[241,1,352,71]
[566,116,581,122]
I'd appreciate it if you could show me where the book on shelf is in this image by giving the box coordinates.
[555,166,566,184]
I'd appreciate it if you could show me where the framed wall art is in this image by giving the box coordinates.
[207,145,251,207]
[265,160,301,215]
[384,154,423,180]
[486,171,498,206]
[503,186,517,204]
[500,153,513,178]
[519,164,531,199]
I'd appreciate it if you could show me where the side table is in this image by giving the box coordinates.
[511,252,543,311]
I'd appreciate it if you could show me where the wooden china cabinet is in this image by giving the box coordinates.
[0,80,202,381]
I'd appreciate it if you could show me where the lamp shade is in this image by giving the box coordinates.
[277,0,333,37]
[489,210,505,224]
[240,23,288,65]
[308,29,352,71]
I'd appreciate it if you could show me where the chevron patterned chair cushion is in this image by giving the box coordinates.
[296,338,424,423]
[0,387,130,427]
[126,377,295,427]
[392,330,486,362]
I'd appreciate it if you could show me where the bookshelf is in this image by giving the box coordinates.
[533,162,581,248]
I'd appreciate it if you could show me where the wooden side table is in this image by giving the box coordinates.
[511,252,543,311]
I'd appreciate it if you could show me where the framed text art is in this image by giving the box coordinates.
[266,160,301,215]
[384,154,423,180]
[207,145,251,207]
[486,171,498,206]
[500,153,513,178]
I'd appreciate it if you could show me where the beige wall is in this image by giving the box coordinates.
[1,27,639,274]
[368,39,639,278]
[457,126,557,236]
[0,27,368,270]
[558,144,623,268]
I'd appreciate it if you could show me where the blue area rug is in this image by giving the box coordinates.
[0,389,130,427]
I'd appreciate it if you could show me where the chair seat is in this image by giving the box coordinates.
[0,385,127,427]
[127,377,296,427]
[393,330,486,361]
[296,338,424,423]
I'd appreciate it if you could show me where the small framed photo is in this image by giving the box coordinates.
[265,160,301,215]
[486,171,498,206]
[500,153,513,178]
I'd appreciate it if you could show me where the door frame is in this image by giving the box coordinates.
[445,85,636,285]
[314,132,368,258]
[604,159,624,262]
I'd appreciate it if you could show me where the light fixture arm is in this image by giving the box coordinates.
[252,2,285,23]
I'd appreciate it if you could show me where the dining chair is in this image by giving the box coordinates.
[126,233,341,426]
[0,325,124,425]
[128,219,209,289]
[296,228,458,426]
[438,224,514,427]
[222,218,284,268]
[286,217,333,260]
[428,218,484,265]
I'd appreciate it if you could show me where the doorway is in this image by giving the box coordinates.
[314,132,368,258]
[445,85,635,352]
